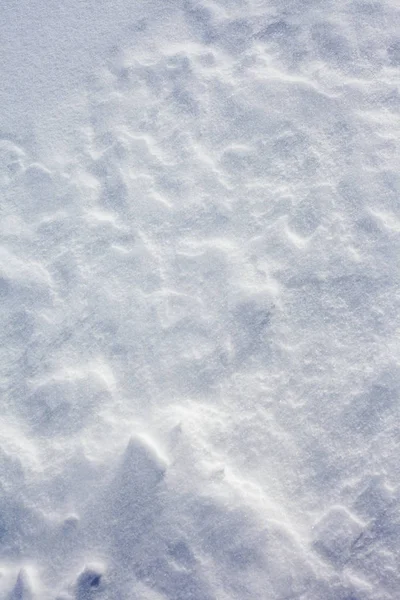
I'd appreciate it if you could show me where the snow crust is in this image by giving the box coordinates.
[1,0,400,598]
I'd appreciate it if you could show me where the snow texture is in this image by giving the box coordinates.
[1,0,400,598]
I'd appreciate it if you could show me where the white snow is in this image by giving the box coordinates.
[1,0,400,598]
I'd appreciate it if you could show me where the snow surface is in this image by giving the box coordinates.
[1,0,400,598]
